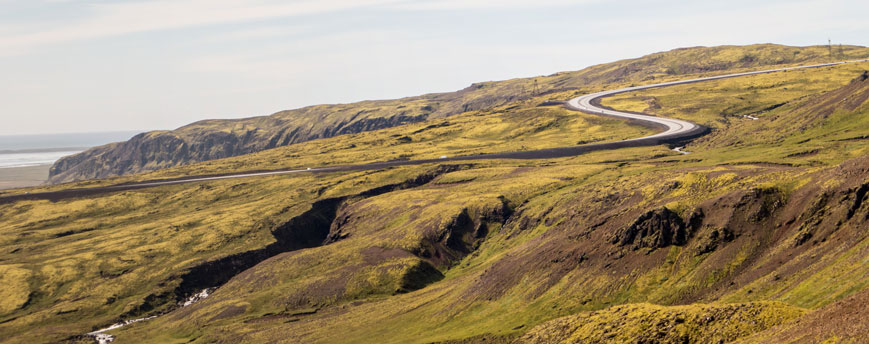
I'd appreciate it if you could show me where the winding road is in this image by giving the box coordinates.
[2,59,867,204]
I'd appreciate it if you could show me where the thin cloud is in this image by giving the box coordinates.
[389,0,600,10]
[213,25,311,42]
[0,0,610,55]
[0,0,400,54]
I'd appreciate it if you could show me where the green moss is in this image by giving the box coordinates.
[4,44,869,343]
[518,301,805,344]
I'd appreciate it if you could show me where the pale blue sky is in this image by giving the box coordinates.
[0,0,866,135]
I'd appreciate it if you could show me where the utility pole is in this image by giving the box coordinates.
[828,39,833,61]
[533,79,539,96]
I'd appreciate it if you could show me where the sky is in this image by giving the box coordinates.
[0,0,866,136]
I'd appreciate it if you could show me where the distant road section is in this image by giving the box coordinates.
[2,59,867,204]
[568,58,869,142]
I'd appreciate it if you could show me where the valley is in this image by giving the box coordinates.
[2,44,869,343]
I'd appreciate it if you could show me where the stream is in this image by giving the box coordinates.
[85,288,213,343]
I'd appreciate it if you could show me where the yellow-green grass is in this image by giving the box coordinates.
[0,103,651,198]
[602,60,869,168]
[3,45,869,343]
[107,158,869,343]
[0,165,451,342]
[517,301,805,344]
[9,46,869,197]
[43,43,869,185]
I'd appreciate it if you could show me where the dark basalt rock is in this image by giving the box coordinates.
[612,207,688,250]
[697,227,736,255]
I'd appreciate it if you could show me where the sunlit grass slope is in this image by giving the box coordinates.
[117,55,869,343]
[1,45,869,343]
[0,166,449,341]
[48,44,869,183]
[518,301,805,344]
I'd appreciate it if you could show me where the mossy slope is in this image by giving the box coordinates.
[2,45,869,343]
[49,44,869,183]
[518,301,805,344]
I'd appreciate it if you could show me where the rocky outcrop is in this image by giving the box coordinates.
[611,207,688,250]
[172,166,475,313]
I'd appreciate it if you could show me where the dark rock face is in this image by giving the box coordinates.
[125,167,466,319]
[48,113,428,184]
[414,200,513,269]
[612,208,688,250]
[697,227,736,255]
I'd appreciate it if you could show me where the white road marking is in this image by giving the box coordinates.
[5,59,868,198]
[566,58,869,142]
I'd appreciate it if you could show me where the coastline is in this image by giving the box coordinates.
[0,164,51,190]
[0,131,140,190]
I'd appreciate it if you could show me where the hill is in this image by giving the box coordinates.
[1,44,869,343]
[47,44,869,184]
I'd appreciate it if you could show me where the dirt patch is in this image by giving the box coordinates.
[209,305,248,322]
[427,333,517,344]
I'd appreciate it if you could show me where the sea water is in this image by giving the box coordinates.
[0,149,90,169]
[0,131,140,169]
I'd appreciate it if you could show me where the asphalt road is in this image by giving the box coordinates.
[2,59,867,204]
[568,58,869,141]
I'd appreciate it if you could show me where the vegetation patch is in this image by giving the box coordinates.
[518,302,805,344]
[4,45,869,343]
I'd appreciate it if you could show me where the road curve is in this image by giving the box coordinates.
[2,59,867,204]
[568,58,869,142]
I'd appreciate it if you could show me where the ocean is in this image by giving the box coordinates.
[0,131,141,169]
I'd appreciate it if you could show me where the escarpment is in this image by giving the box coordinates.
[48,44,868,184]
[48,113,429,184]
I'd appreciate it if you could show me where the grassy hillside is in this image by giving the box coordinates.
[1,45,869,343]
[48,44,869,184]
[518,302,805,344]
